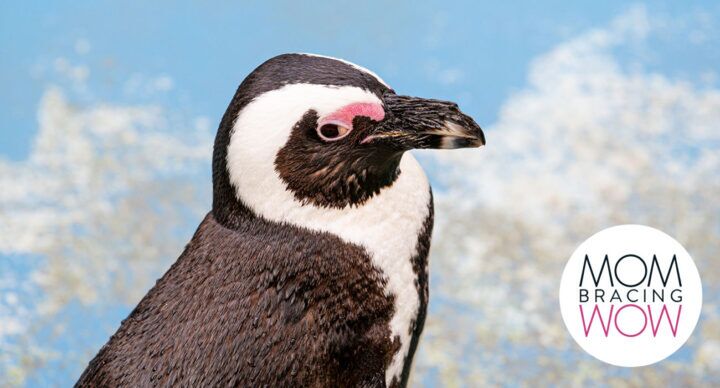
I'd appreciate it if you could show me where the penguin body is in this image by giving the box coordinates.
[77,54,483,387]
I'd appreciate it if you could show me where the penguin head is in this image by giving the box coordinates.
[212,54,484,224]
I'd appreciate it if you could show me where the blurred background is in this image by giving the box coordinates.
[1,1,719,386]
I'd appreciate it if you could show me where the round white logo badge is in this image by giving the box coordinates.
[559,225,702,367]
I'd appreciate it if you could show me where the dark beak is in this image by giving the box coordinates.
[362,93,485,149]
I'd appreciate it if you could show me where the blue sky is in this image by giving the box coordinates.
[2,0,717,161]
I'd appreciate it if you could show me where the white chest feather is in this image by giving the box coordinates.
[226,83,431,385]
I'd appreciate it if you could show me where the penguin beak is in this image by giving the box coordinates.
[362,93,485,149]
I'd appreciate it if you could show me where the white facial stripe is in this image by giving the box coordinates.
[299,53,391,89]
[227,83,429,385]
[227,83,382,219]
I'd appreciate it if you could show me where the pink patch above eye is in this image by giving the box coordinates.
[320,102,385,129]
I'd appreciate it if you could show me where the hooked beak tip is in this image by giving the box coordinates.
[430,121,485,149]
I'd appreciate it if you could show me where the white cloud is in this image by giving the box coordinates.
[0,83,214,382]
[416,5,720,385]
[0,86,212,319]
[0,88,207,252]
[430,5,719,228]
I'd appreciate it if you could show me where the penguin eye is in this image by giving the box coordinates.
[317,122,351,142]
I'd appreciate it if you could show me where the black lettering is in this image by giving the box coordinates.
[580,254,614,287]
[615,254,647,287]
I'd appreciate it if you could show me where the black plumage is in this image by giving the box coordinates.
[76,54,483,388]
[77,209,432,387]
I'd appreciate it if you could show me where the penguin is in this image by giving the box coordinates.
[76,53,484,388]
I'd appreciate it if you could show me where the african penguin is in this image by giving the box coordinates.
[76,53,484,388]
